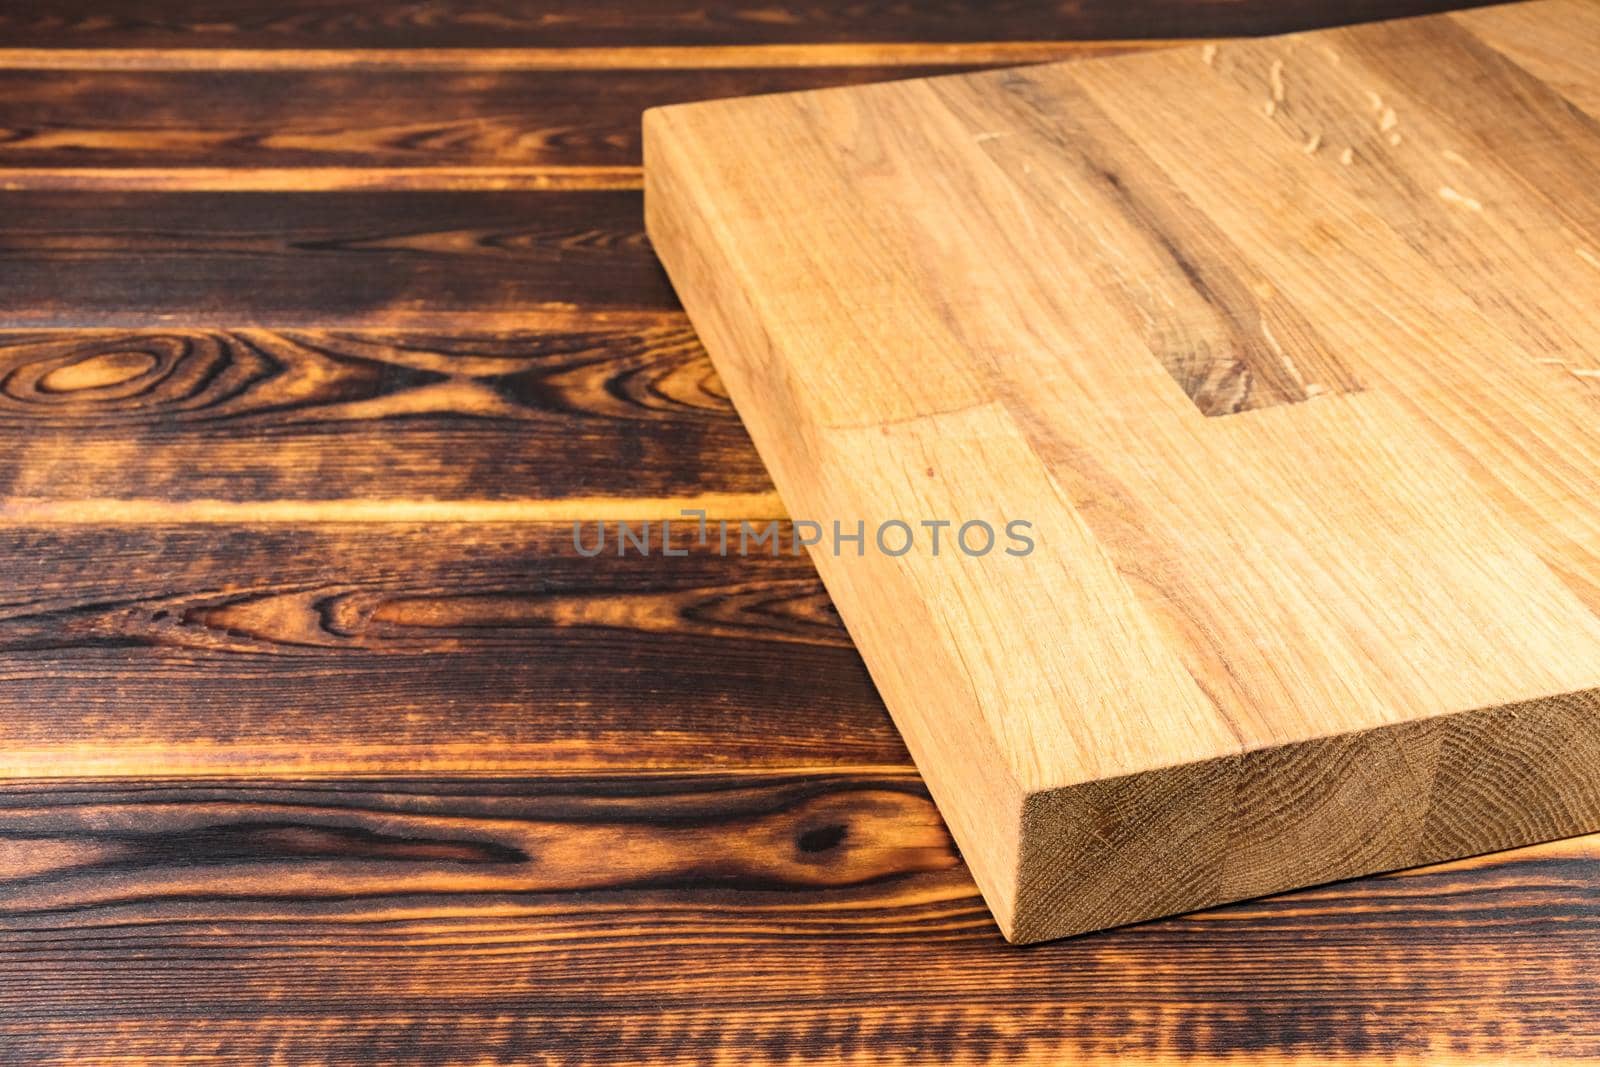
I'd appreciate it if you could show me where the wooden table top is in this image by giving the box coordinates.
[2,0,1596,1062]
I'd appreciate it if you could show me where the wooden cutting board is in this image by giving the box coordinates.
[644,0,1600,943]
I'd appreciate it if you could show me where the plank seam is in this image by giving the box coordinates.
[0,42,1194,72]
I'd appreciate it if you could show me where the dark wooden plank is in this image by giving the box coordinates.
[0,329,775,503]
[0,522,893,777]
[0,67,993,173]
[0,0,1503,49]
[0,190,670,325]
[0,43,1168,75]
[0,51,1196,190]
[2,774,1598,1064]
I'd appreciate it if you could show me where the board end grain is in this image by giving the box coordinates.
[1007,685,1600,943]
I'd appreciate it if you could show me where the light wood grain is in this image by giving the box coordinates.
[646,0,1600,942]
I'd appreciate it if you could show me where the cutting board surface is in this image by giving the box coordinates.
[645,0,1600,942]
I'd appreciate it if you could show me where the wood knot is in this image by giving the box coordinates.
[37,350,159,393]
[797,824,848,853]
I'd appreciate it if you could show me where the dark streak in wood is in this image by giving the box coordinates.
[0,191,673,325]
[951,68,1363,416]
[0,523,892,777]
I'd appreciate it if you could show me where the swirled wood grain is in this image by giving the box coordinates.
[0,328,774,503]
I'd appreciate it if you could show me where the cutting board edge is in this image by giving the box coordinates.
[1009,682,1600,942]
[645,111,1038,932]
